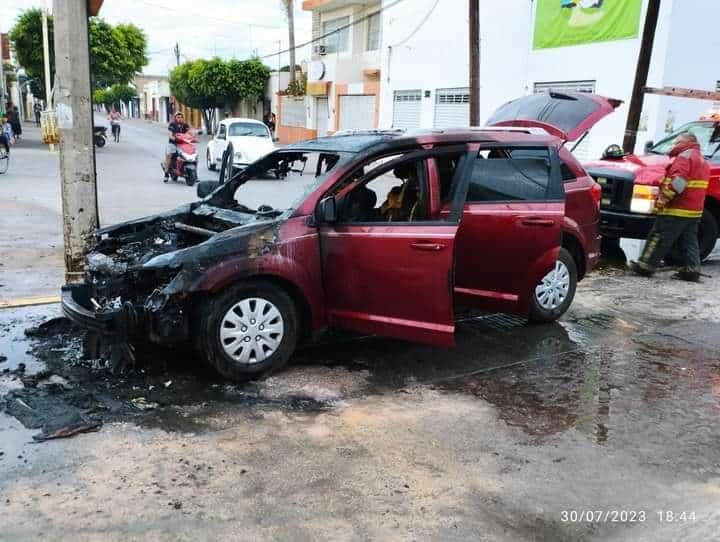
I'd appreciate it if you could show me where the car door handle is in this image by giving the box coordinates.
[520,217,556,228]
[410,242,446,252]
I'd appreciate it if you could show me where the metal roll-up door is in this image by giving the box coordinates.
[533,80,596,160]
[434,87,470,129]
[339,95,376,130]
[392,90,422,129]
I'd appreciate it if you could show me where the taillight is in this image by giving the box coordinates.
[590,182,602,209]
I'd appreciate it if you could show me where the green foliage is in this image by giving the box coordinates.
[3,63,17,93]
[8,8,52,96]
[170,57,271,133]
[8,8,148,96]
[93,84,137,111]
[285,72,307,97]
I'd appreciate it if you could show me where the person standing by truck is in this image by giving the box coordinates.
[630,133,710,282]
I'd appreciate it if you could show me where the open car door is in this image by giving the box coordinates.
[486,92,622,142]
[319,149,465,347]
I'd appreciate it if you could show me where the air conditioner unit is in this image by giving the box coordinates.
[313,44,327,56]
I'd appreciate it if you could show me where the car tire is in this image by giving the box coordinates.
[529,247,577,323]
[219,143,234,185]
[197,281,300,381]
[207,149,216,171]
[665,209,718,264]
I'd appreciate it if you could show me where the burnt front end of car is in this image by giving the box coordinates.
[61,202,279,359]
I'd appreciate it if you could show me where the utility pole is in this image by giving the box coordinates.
[53,0,99,283]
[469,0,480,126]
[41,8,54,151]
[0,34,6,112]
[623,0,661,153]
[174,42,180,66]
[284,0,296,84]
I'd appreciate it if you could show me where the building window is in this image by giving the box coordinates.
[366,12,380,51]
[322,16,350,53]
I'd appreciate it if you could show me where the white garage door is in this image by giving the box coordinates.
[339,95,376,131]
[434,87,470,129]
[533,80,596,160]
[392,90,422,130]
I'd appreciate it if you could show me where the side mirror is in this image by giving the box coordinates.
[196,180,220,198]
[644,140,654,154]
[315,196,337,224]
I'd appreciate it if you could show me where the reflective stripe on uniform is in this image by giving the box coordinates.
[658,208,703,218]
[687,180,708,189]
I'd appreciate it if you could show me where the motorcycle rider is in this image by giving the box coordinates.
[162,111,193,182]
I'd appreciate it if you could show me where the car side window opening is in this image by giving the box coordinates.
[468,147,552,202]
[437,153,463,203]
[337,155,433,223]
[217,124,227,139]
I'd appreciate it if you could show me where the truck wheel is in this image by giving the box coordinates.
[665,209,718,264]
[529,247,577,323]
[198,281,300,381]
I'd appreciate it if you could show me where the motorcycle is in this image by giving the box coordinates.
[93,126,107,148]
[166,132,198,186]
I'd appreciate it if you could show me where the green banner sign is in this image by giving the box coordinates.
[533,0,643,50]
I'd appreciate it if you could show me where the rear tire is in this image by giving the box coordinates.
[94,135,106,148]
[529,247,577,323]
[197,281,300,381]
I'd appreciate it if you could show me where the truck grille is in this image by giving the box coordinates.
[586,167,635,212]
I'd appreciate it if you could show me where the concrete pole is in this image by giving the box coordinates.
[53,0,99,283]
[0,36,6,112]
[42,9,55,151]
[469,0,480,126]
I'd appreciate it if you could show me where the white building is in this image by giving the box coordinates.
[380,0,720,158]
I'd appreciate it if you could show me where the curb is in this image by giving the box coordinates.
[0,296,61,310]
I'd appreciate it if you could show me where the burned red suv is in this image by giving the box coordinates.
[62,103,606,380]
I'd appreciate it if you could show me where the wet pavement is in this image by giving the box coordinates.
[1,252,720,540]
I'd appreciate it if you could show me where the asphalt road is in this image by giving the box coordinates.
[0,120,719,541]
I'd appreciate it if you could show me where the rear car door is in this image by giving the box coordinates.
[452,144,565,315]
[319,148,466,346]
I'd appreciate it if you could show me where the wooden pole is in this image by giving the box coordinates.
[623,0,661,153]
[469,0,480,126]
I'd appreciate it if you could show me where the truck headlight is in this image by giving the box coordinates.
[234,151,244,162]
[630,184,659,214]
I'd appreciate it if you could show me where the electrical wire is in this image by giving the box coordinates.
[389,0,439,48]
[133,0,285,29]
[259,0,406,59]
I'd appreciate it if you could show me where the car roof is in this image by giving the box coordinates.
[222,117,266,126]
[282,128,562,154]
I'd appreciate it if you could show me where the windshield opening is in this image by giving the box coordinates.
[207,150,348,215]
[649,121,720,157]
[228,122,270,137]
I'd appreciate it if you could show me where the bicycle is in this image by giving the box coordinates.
[0,150,8,175]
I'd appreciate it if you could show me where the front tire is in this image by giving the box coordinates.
[94,135,106,148]
[207,149,217,171]
[185,167,197,186]
[529,247,577,323]
[197,281,300,381]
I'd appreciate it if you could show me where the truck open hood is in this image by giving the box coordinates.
[486,92,622,142]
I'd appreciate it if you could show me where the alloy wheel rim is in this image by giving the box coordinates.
[535,261,570,311]
[220,297,284,365]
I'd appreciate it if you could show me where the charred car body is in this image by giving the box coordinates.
[63,95,610,380]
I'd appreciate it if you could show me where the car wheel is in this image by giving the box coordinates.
[665,209,719,264]
[206,149,216,171]
[219,143,234,184]
[198,281,300,381]
[529,247,577,323]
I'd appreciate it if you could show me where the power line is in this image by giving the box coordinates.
[133,0,285,29]
[390,0,439,48]
[260,0,406,59]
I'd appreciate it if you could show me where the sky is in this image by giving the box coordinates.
[1,0,312,75]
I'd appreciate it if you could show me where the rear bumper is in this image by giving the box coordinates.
[600,209,654,240]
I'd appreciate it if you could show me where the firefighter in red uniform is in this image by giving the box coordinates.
[630,133,710,282]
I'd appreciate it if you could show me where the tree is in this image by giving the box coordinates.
[170,57,271,134]
[9,8,148,97]
[3,63,17,94]
[93,84,137,112]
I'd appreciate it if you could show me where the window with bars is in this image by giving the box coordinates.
[366,12,380,51]
[395,92,422,102]
[322,16,350,53]
[436,91,470,104]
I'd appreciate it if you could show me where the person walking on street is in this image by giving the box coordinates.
[630,133,710,282]
[8,104,21,140]
[33,102,42,127]
[108,108,122,142]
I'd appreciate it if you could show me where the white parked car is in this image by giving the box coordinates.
[205,117,274,172]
